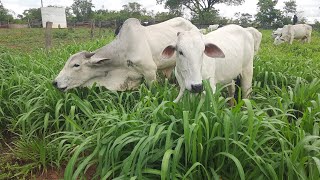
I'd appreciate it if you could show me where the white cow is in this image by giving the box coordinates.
[272,28,282,39]
[161,25,255,103]
[246,27,262,55]
[53,17,199,91]
[207,24,219,32]
[274,24,312,45]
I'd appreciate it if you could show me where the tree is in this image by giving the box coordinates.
[191,9,219,25]
[255,0,282,28]
[155,12,181,22]
[156,0,183,17]
[89,2,154,27]
[21,8,41,27]
[0,1,13,22]
[118,2,153,22]
[234,12,253,27]
[71,0,94,21]
[281,0,297,25]
[65,7,77,23]
[22,8,41,21]
[283,0,297,16]
[157,0,245,24]
[122,2,146,15]
[121,2,147,19]
[93,9,120,21]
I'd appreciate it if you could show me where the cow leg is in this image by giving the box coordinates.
[241,63,253,99]
[173,88,185,103]
[173,68,185,103]
[289,35,294,44]
[144,70,157,87]
[209,78,217,94]
[227,80,236,107]
[133,59,157,87]
[307,33,311,43]
[161,67,174,79]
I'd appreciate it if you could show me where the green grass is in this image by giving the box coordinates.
[0,27,113,52]
[0,29,319,179]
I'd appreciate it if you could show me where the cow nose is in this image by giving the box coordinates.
[191,84,203,93]
[52,80,58,88]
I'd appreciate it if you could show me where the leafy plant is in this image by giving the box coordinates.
[0,29,319,179]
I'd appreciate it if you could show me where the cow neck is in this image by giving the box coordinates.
[94,39,121,59]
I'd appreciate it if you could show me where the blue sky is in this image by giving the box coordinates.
[2,0,320,23]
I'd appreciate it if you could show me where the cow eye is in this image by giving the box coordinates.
[179,51,184,56]
[73,64,80,68]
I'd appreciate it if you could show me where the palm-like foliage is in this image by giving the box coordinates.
[0,30,319,179]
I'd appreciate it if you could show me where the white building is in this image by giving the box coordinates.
[41,7,67,28]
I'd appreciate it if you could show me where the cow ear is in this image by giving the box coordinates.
[161,45,176,59]
[89,57,111,65]
[204,43,225,58]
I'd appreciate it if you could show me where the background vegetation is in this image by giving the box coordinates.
[1,0,317,28]
[0,28,319,179]
[0,28,113,52]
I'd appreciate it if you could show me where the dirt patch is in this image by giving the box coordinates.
[0,132,19,179]
[34,165,96,180]
[35,168,64,180]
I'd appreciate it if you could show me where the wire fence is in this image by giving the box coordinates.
[0,19,216,29]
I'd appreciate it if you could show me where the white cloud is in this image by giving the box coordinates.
[215,0,257,18]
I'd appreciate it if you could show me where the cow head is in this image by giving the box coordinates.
[273,35,286,45]
[53,18,149,92]
[161,31,225,93]
[53,51,113,91]
[272,28,282,39]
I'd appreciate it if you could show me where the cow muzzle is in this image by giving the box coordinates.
[191,84,203,93]
[52,80,67,91]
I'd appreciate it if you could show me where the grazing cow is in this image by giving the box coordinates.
[115,21,152,36]
[207,24,219,32]
[161,25,255,103]
[272,28,282,39]
[274,24,312,45]
[246,27,262,55]
[53,17,199,91]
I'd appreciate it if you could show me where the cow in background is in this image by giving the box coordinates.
[207,24,219,32]
[272,28,282,39]
[274,24,312,45]
[246,27,262,55]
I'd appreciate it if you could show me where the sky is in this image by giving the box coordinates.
[2,0,320,23]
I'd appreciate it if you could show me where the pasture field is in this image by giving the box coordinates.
[0,29,320,179]
[0,28,113,52]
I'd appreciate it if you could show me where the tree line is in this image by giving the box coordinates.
[0,0,313,28]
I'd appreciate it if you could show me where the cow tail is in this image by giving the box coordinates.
[234,75,241,102]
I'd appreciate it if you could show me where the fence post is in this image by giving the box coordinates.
[27,18,31,28]
[99,21,102,37]
[90,20,95,40]
[45,21,53,49]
